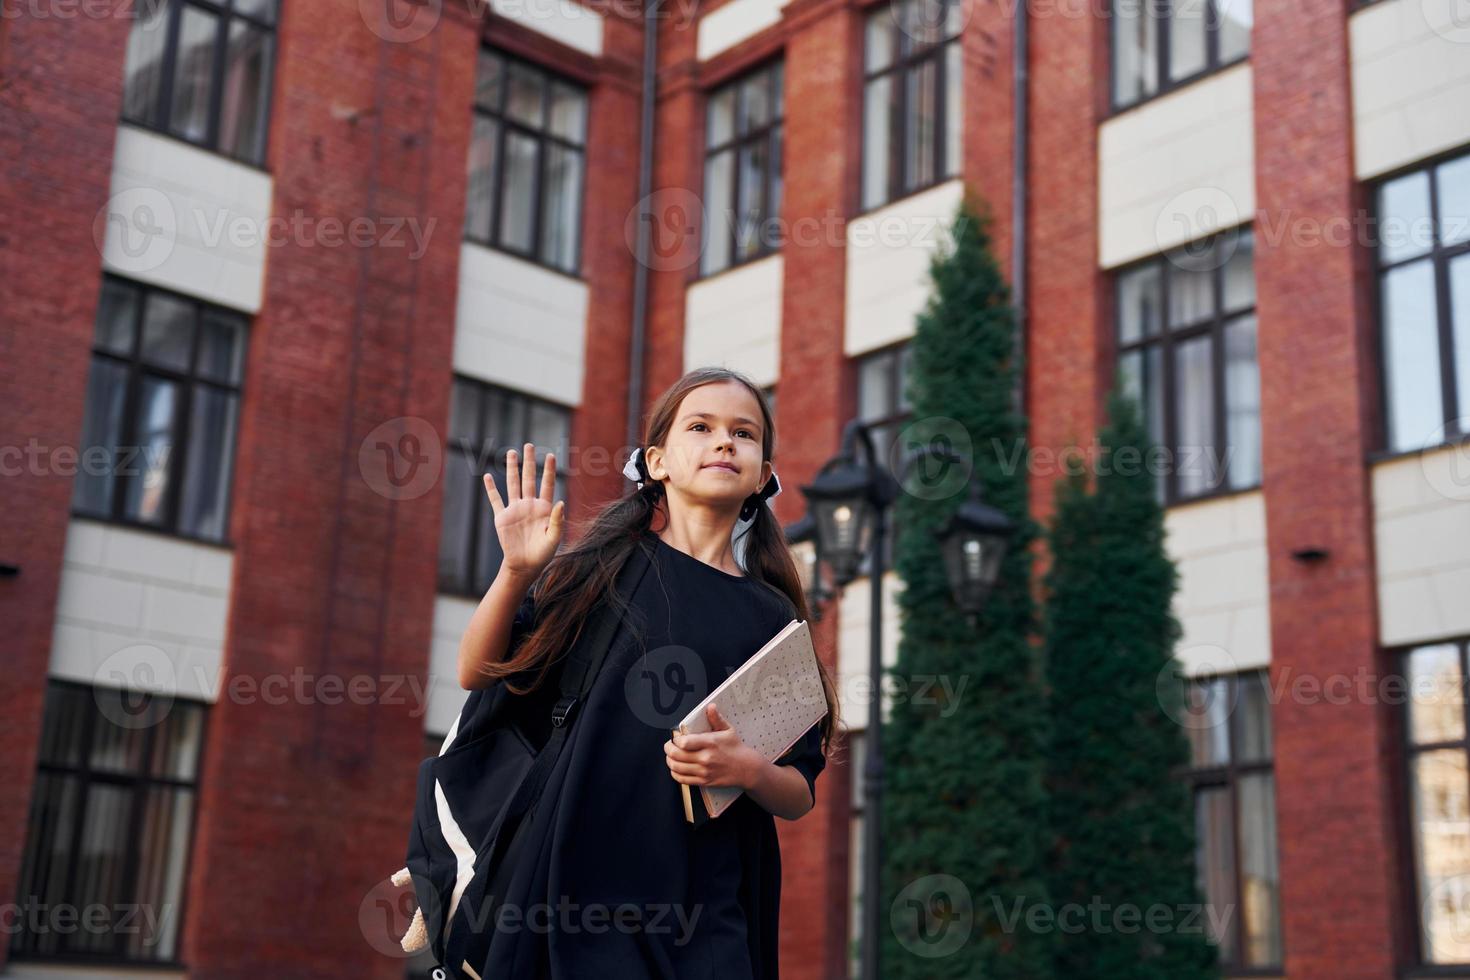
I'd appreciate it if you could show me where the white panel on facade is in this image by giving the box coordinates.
[684,253,783,385]
[698,0,789,61]
[835,570,905,733]
[4,965,184,980]
[426,595,476,736]
[1098,63,1255,269]
[490,0,605,57]
[101,125,273,313]
[1164,491,1273,677]
[844,178,966,358]
[454,243,587,407]
[1351,0,1470,180]
[1373,446,1470,646]
[49,519,233,703]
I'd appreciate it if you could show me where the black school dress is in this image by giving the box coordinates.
[494,529,826,980]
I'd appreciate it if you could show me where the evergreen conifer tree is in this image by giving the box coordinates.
[876,192,1054,979]
[1042,387,1220,980]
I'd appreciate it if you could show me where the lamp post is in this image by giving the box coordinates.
[795,418,1015,980]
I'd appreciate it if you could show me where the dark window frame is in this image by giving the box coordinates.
[10,680,209,967]
[858,0,963,214]
[1178,668,1284,974]
[464,46,590,278]
[1368,143,1470,458]
[119,0,278,168]
[1394,635,1470,970]
[1112,225,1261,507]
[1107,0,1251,115]
[698,58,786,279]
[438,375,572,599]
[72,275,248,547]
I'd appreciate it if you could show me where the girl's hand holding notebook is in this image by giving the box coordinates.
[664,619,828,825]
[664,703,765,792]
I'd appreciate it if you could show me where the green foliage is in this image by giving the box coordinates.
[877,191,1054,979]
[1041,386,1220,980]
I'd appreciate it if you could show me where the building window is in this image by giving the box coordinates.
[10,682,207,964]
[439,377,571,597]
[1181,669,1283,971]
[465,48,589,276]
[1373,148,1470,454]
[1114,227,1260,504]
[857,342,913,477]
[855,342,912,574]
[120,0,277,166]
[73,276,247,544]
[1111,0,1252,110]
[701,60,784,276]
[861,0,963,211]
[1400,638,1470,965]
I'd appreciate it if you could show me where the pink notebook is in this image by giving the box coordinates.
[671,619,828,823]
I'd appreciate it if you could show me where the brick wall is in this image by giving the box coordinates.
[1024,0,1107,537]
[769,0,861,975]
[641,9,703,414]
[1251,0,1405,976]
[177,1,478,974]
[0,8,133,972]
[571,11,646,518]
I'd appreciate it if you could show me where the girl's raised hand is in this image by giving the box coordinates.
[483,442,565,579]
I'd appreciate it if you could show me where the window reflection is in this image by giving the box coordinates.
[1183,670,1282,970]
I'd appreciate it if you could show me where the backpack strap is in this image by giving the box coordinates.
[475,536,655,871]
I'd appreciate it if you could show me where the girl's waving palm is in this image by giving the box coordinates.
[482,441,565,578]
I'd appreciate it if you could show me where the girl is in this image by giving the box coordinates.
[456,367,841,980]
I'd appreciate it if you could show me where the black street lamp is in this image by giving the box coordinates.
[937,496,1015,616]
[794,418,1014,980]
[800,440,897,588]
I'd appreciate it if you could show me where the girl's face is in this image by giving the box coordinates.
[646,381,772,517]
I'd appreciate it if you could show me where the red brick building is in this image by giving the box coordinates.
[2,0,1469,977]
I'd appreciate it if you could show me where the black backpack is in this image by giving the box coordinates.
[399,540,653,979]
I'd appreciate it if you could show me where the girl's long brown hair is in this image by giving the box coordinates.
[473,367,841,757]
